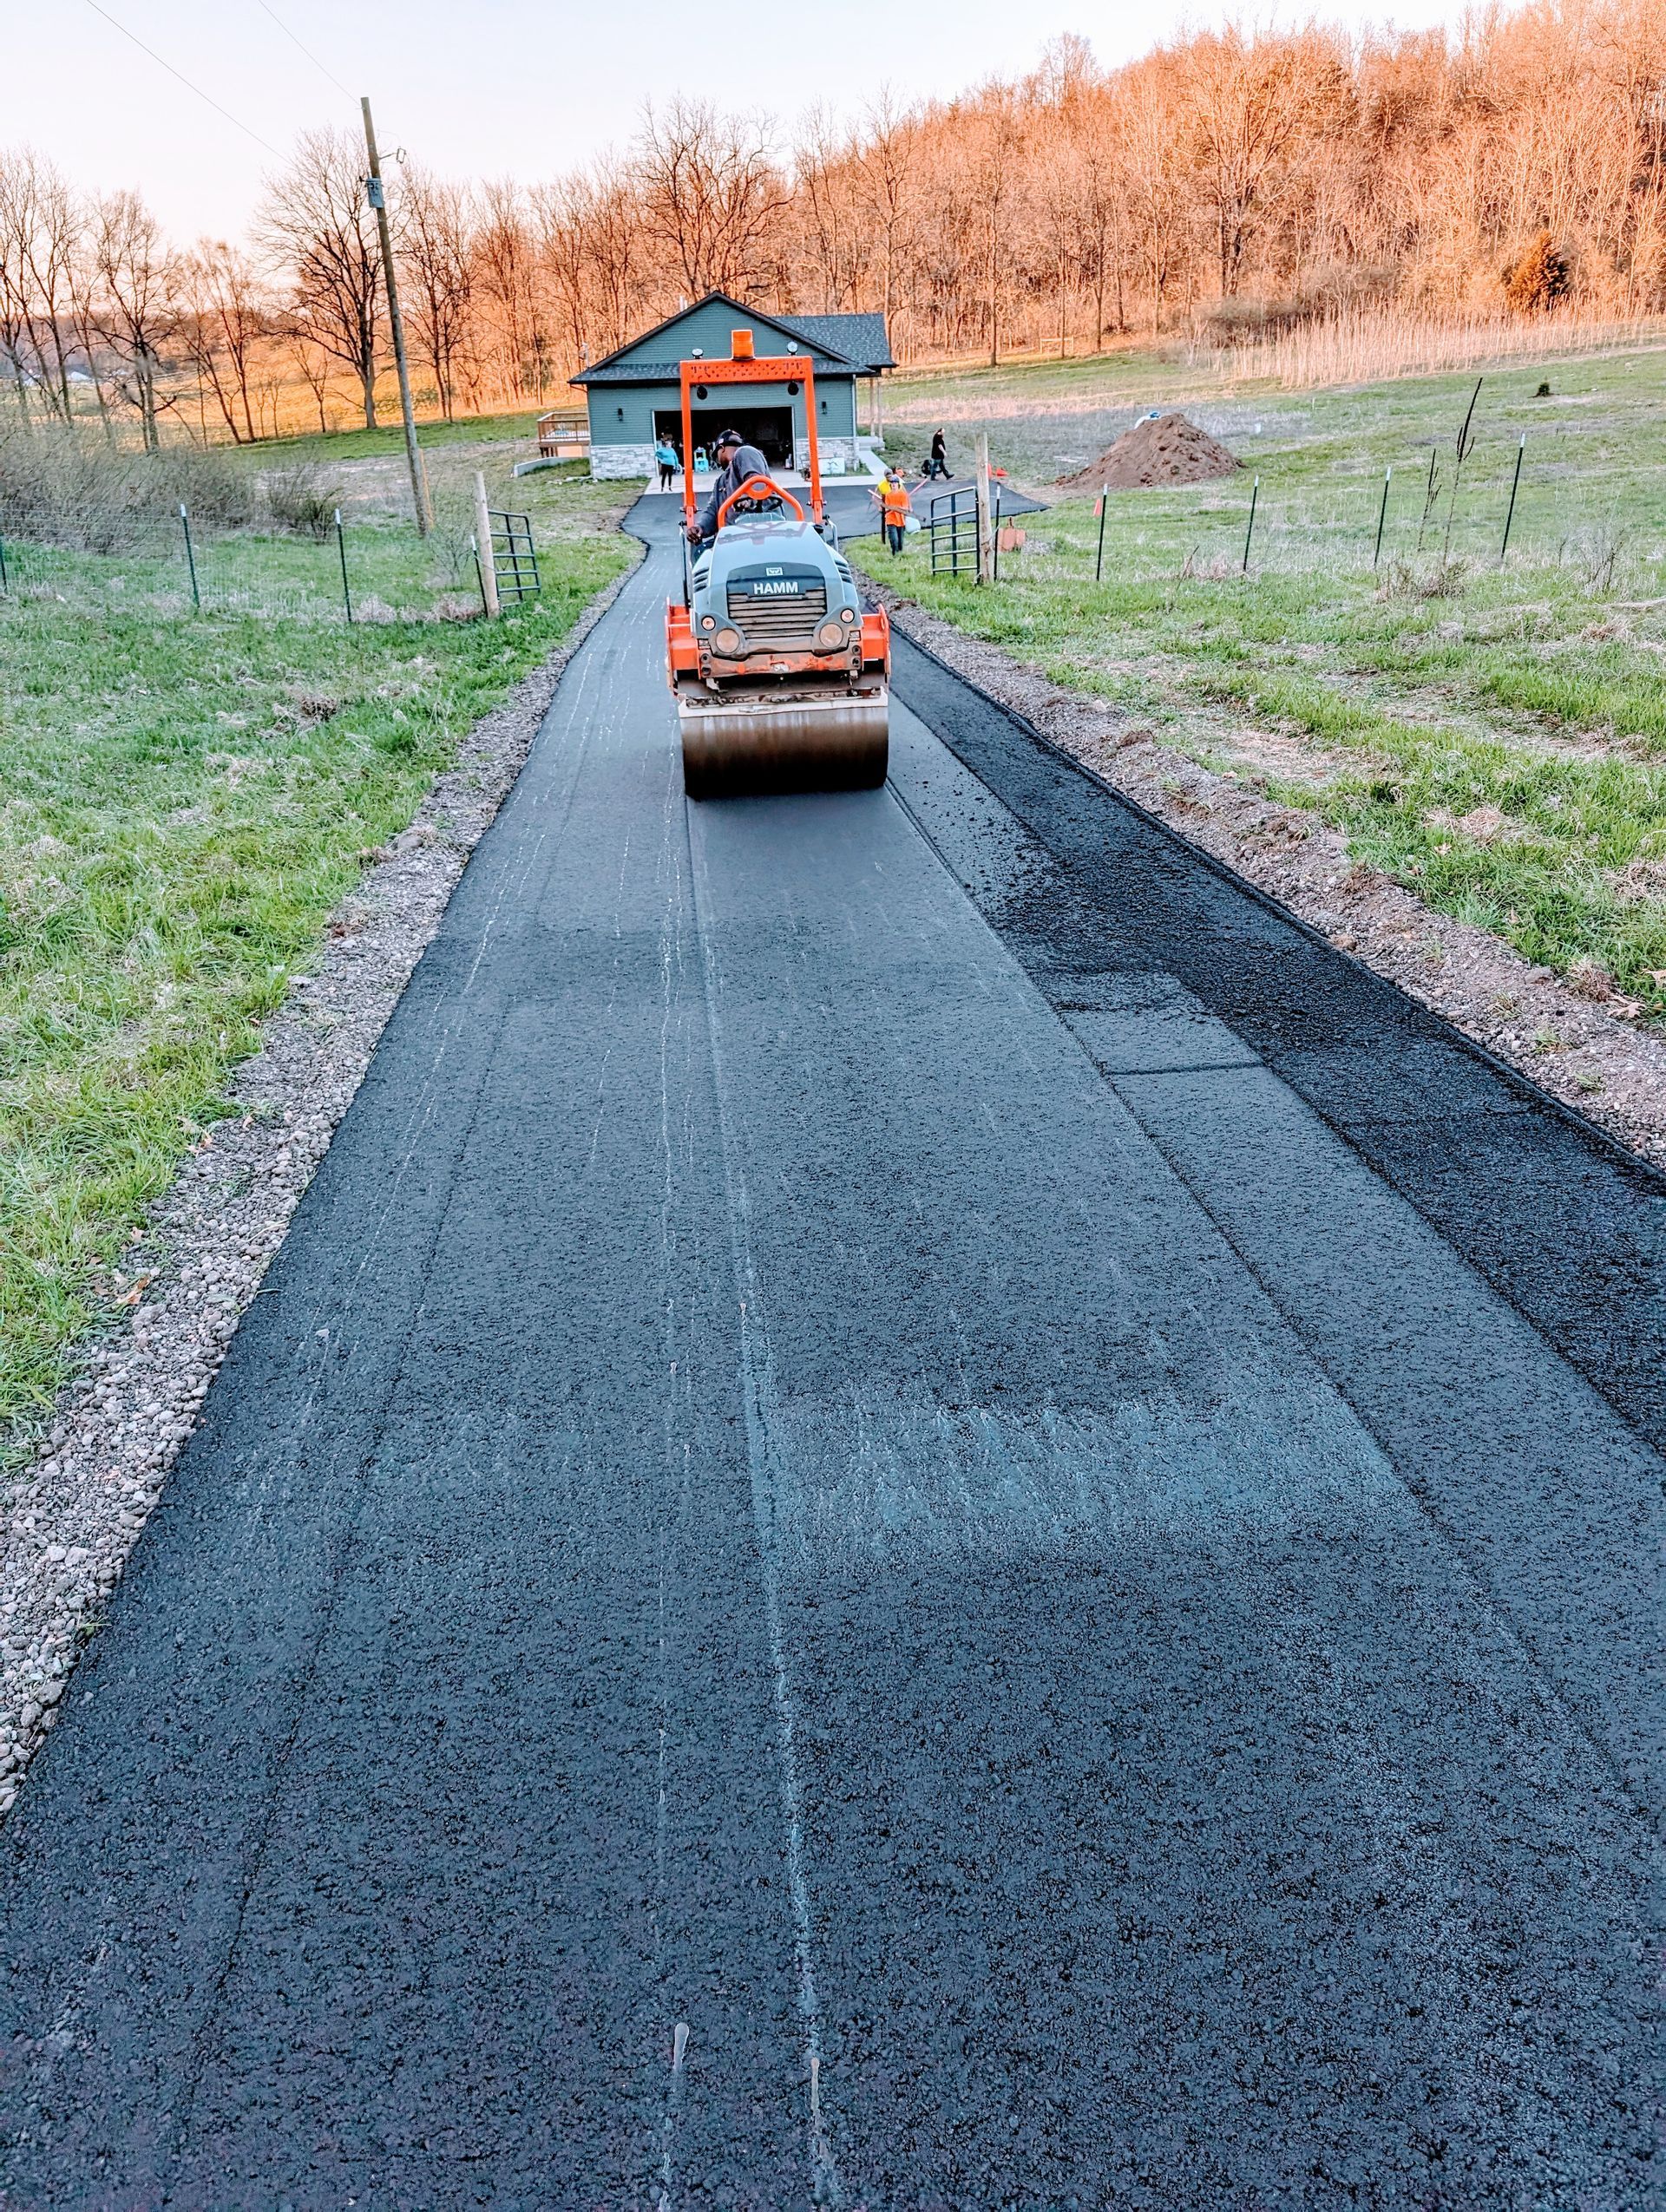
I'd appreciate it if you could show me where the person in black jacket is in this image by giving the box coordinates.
[923,428,949,480]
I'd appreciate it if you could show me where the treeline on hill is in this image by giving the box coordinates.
[2,0,1663,445]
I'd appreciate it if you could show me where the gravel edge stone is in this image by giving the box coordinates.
[877,586,1666,1171]
[0,556,639,1817]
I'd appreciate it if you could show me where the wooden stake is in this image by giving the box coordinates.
[974,433,992,585]
[474,471,500,618]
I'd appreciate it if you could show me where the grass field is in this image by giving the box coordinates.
[0,440,612,623]
[864,347,1666,1017]
[244,408,548,462]
[0,461,633,1438]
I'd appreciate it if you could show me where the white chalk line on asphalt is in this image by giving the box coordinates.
[684,761,846,2209]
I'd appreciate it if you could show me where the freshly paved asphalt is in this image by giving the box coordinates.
[2,498,1660,2210]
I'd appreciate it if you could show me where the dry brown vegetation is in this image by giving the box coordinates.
[2,0,1664,439]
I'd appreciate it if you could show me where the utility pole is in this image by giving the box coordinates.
[361,95,432,535]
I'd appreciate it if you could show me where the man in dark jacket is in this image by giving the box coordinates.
[691,429,774,541]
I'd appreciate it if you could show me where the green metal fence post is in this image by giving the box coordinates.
[1417,449,1439,551]
[1442,376,1484,560]
[1374,466,1392,568]
[1241,475,1260,574]
[0,534,9,594]
[1094,486,1108,582]
[178,502,200,611]
[335,508,353,623]
[470,533,490,617]
[1500,435,1525,563]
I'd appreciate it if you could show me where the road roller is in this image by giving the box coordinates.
[665,332,890,800]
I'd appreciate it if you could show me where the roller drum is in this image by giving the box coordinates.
[679,686,889,800]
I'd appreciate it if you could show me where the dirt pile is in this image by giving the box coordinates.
[1057,412,1241,492]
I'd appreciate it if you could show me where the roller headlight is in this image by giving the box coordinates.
[839,605,856,622]
[713,626,743,654]
[699,613,716,630]
[817,619,845,649]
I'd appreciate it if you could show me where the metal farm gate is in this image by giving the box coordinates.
[928,487,979,579]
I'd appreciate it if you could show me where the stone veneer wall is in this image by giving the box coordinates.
[797,436,863,474]
[590,442,658,481]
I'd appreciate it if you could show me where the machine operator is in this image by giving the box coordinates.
[688,428,776,545]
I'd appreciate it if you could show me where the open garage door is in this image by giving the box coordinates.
[658,404,795,468]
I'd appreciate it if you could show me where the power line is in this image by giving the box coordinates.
[79,0,284,159]
[250,0,355,101]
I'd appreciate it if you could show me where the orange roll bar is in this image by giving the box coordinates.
[679,331,823,528]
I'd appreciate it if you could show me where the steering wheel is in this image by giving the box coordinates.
[715,474,803,529]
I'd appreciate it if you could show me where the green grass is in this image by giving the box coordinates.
[245,408,548,463]
[884,341,1180,412]
[857,346,1666,1015]
[0,477,633,1437]
[1,450,617,621]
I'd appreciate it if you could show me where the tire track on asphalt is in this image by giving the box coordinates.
[688,816,845,2210]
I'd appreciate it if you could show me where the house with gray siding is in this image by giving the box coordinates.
[572,291,895,481]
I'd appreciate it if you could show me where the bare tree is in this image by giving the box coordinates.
[528,177,591,378]
[853,94,920,352]
[1031,131,1087,357]
[284,330,334,434]
[398,167,473,419]
[1180,29,1334,297]
[635,99,788,298]
[1118,56,1186,332]
[65,223,115,434]
[793,106,868,309]
[579,156,649,353]
[528,162,646,378]
[0,150,84,422]
[472,179,541,402]
[0,152,43,417]
[1076,94,1131,344]
[258,128,382,429]
[970,85,1023,363]
[89,190,180,450]
[178,239,266,442]
[17,10,1666,436]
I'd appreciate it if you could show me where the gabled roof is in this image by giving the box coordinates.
[571,290,893,385]
[777,312,895,372]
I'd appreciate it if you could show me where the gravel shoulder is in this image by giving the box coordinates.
[0,553,639,1817]
[872,582,1666,1171]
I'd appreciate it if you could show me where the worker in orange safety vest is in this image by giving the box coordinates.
[881,470,913,557]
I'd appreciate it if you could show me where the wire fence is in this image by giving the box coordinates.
[979,433,1658,598]
[0,501,502,625]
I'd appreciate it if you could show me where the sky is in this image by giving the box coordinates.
[10,0,1475,243]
